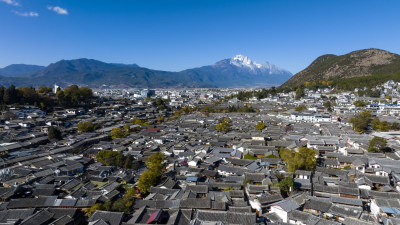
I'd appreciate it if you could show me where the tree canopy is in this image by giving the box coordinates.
[56,85,93,108]
[324,101,332,111]
[295,87,305,100]
[278,176,294,197]
[368,137,390,153]
[349,111,371,133]
[110,127,126,139]
[371,117,396,132]
[48,126,62,140]
[256,122,265,131]
[280,147,317,172]
[295,105,307,112]
[216,118,231,133]
[353,100,368,107]
[96,150,138,169]
[138,152,164,194]
[78,121,95,133]
[244,153,257,160]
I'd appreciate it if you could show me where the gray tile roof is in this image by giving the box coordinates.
[269,199,298,212]
[88,210,124,225]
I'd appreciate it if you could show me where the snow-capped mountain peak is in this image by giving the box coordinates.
[226,54,291,76]
[230,54,263,70]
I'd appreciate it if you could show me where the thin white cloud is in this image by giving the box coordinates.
[0,0,20,6]
[47,6,68,15]
[13,11,39,17]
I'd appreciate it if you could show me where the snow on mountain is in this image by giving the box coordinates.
[230,54,263,70]
[228,54,290,75]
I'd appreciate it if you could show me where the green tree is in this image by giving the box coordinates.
[123,124,133,134]
[223,187,234,191]
[295,87,305,100]
[368,137,390,153]
[3,85,19,104]
[110,127,126,139]
[137,170,158,194]
[78,121,95,133]
[182,106,193,114]
[56,90,70,108]
[349,111,371,133]
[145,152,164,175]
[377,121,390,132]
[222,117,230,123]
[130,118,143,125]
[96,150,137,169]
[48,126,62,140]
[153,98,166,110]
[131,161,140,170]
[79,87,93,100]
[111,199,130,213]
[0,87,5,104]
[391,122,400,130]
[256,122,265,131]
[278,176,294,197]
[102,200,112,211]
[138,153,164,194]
[294,105,307,112]
[56,86,93,108]
[37,86,53,94]
[84,203,104,217]
[371,117,380,130]
[353,100,368,107]
[156,116,164,124]
[281,147,317,172]
[216,122,230,133]
[116,153,124,167]
[292,147,317,171]
[124,154,134,169]
[244,153,257,160]
[324,101,332,111]
[18,87,39,105]
[279,148,295,162]
[97,150,123,167]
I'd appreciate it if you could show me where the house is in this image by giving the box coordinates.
[370,198,400,223]
[188,159,199,167]
[294,170,312,191]
[303,198,332,215]
[268,199,299,223]
[250,193,283,214]
[88,210,124,225]
[173,145,186,155]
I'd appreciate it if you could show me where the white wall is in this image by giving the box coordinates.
[270,206,288,223]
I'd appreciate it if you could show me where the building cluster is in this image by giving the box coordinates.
[94,88,239,107]
[0,85,399,225]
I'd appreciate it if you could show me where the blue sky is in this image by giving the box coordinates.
[0,0,399,73]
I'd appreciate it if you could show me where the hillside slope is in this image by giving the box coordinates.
[281,48,400,88]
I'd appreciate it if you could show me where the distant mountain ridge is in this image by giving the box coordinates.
[180,55,292,87]
[281,48,400,88]
[0,64,45,77]
[0,55,292,88]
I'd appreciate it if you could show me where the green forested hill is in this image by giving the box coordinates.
[281,48,400,90]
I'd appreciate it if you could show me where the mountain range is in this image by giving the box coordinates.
[0,55,293,88]
[282,48,400,88]
[0,64,45,77]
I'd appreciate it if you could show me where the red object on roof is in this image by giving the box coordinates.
[144,128,161,132]
[146,209,164,224]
